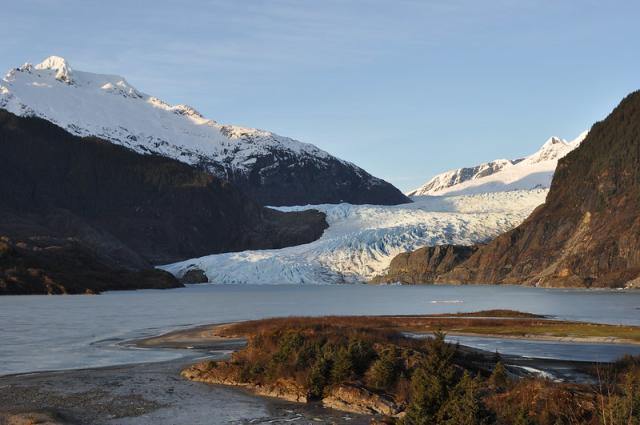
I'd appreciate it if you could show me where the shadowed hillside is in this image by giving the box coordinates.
[0,109,327,294]
[380,91,640,288]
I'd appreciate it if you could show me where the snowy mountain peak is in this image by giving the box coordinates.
[522,136,572,165]
[0,56,330,168]
[34,56,74,83]
[408,131,588,197]
[542,136,564,147]
[0,56,409,206]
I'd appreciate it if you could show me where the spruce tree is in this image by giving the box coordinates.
[438,372,493,425]
[308,356,331,399]
[489,361,508,389]
[368,347,400,390]
[331,346,354,384]
[401,331,458,425]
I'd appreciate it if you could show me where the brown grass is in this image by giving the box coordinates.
[217,310,640,344]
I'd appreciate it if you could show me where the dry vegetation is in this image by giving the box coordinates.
[217,311,640,344]
[182,311,640,424]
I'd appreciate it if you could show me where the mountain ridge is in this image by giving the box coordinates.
[0,56,409,206]
[408,131,587,197]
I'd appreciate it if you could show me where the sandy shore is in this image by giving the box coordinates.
[132,322,246,350]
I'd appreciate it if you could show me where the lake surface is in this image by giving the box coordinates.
[446,335,640,362]
[1,284,640,376]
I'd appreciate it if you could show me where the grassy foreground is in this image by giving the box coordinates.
[182,311,640,425]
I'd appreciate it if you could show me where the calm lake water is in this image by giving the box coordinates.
[1,284,640,376]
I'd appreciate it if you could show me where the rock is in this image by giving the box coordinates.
[625,276,640,289]
[372,245,479,284]
[0,412,66,425]
[181,269,208,284]
[322,384,400,416]
[181,364,307,403]
[251,379,308,403]
[438,91,640,288]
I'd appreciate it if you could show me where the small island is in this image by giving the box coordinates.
[172,311,640,424]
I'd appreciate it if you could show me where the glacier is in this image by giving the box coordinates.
[161,190,548,284]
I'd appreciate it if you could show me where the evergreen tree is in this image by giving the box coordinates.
[438,372,493,425]
[489,361,508,389]
[347,339,376,375]
[331,346,354,384]
[308,356,331,399]
[401,331,458,425]
[401,366,436,425]
[368,347,400,390]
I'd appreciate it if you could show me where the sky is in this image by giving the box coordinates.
[1,0,639,192]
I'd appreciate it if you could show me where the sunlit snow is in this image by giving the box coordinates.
[0,56,335,176]
[162,190,547,284]
[408,132,588,196]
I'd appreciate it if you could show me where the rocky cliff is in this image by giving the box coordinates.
[372,245,478,284]
[387,91,640,288]
[0,110,327,294]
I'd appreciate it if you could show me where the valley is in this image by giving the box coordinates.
[2,2,639,424]
[1,55,639,425]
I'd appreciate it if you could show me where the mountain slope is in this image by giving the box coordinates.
[408,133,587,197]
[0,109,327,294]
[0,56,409,206]
[437,91,640,288]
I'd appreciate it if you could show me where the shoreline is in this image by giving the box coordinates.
[0,348,369,425]
[429,330,640,345]
[2,313,637,424]
[135,315,640,349]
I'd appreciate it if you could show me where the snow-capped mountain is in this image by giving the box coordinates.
[0,56,408,206]
[162,189,546,284]
[407,132,588,197]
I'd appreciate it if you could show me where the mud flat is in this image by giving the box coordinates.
[0,349,368,425]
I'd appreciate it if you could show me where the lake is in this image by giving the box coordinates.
[1,284,639,376]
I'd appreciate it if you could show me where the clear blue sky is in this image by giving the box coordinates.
[2,0,639,191]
